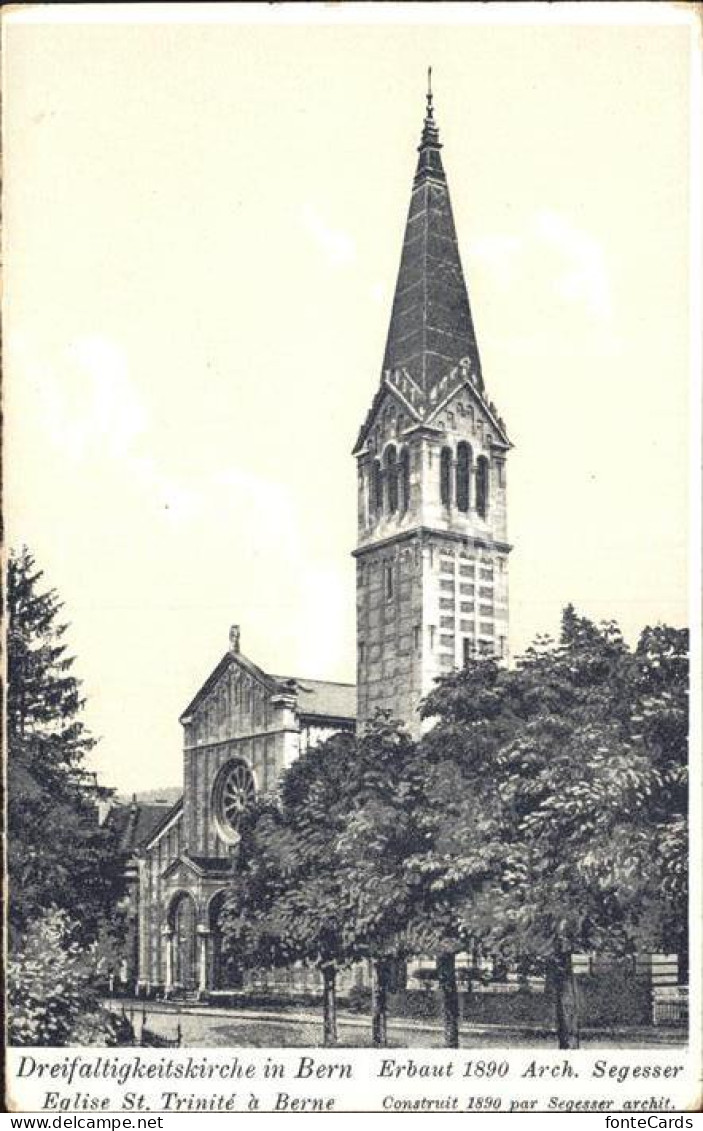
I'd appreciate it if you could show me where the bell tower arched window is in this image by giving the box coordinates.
[440,446,452,507]
[456,441,472,513]
[476,455,490,518]
[372,459,383,513]
[385,445,398,513]
[399,447,410,513]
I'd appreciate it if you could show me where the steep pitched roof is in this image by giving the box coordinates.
[107,799,182,855]
[353,89,510,457]
[382,89,483,397]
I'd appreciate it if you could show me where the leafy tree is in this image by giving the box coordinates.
[619,625,689,973]
[422,609,688,1048]
[335,713,421,1045]
[91,912,133,990]
[225,719,420,1046]
[220,792,309,994]
[6,546,125,943]
[408,657,518,1046]
[484,611,640,1048]
[7,909,130,1046]
[222,733,358,1045]
[221,608,687,1051]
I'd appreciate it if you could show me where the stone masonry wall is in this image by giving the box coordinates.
[356,383,510,736]
[356,534,424,731]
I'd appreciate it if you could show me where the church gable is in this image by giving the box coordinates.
[180,644,280,748]
[355,364,509,460]
[162,853,229,885]
[363,388,421,457]
[426,379,510,452]
[162,854,201,886]
[177,627,356,863]
[353,381,422,457]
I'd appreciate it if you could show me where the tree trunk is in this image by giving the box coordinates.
[321,963,338,1047]
[372,958,392,1046]
[436,953,460,1048]
[677,929,689,984]
[550,949,580,1049]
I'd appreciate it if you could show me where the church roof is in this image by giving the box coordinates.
[161,852,231,880]
[107,799,181,855]
[179,641,356,726]
[382,85,483,398]
[189,855,232,876]
[272,676,356,723]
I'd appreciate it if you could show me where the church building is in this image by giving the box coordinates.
[135,637,355,994]
[135,85,510,996]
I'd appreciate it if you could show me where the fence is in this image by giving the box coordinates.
[652,986,688,1027]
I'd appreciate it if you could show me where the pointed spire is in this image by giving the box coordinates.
[381,77,482,394]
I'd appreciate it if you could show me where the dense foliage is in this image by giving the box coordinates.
[7,910,130,1047]
[6,547,128,1045]
[419,609,688,1046]
[218,608,688,1048]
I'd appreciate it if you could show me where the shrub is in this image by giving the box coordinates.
[8,909,128,1046]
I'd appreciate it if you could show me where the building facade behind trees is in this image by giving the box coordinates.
[134,88,510,997]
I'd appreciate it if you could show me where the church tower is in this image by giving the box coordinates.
[353,82,511,735]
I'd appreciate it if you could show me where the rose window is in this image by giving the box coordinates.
[213,760,256,840]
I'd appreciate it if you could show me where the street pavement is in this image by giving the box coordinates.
[108,999,688,1050]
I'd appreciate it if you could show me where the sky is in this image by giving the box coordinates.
[4,4,697,793]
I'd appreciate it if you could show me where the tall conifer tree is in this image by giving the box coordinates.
[7,546,124,943]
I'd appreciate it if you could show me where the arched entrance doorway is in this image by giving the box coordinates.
[209,889,244,990]
[168,892,198,991]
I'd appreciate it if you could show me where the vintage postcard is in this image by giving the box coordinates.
[3,0,701,1117]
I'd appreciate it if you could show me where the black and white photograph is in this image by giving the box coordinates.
[3,1,700,1115]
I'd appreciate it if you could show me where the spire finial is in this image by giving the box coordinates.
[418,66,441,167]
